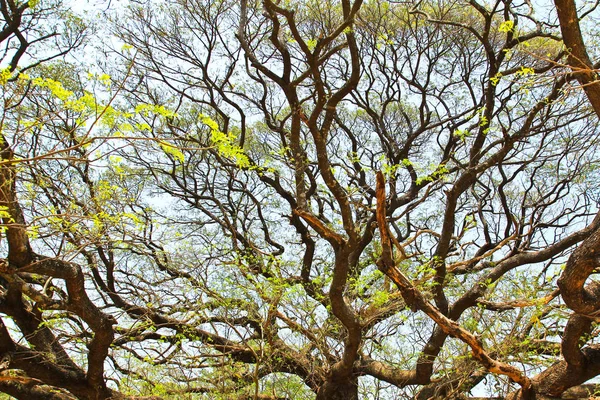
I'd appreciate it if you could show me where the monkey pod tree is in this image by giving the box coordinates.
[1,0,600,399]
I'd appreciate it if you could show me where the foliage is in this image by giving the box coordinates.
[0,1,600,400]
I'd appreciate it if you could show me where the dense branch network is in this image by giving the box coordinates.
[0,0,599,399]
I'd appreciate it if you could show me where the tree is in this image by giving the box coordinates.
[0,0,86,74]
[554,0,600,115]
[1,0,600,399]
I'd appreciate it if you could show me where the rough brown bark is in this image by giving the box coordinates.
[554,0,600,117]
[557,214,600,316]
[315,375,359,400]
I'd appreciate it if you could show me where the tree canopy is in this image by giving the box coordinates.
[1,0,600,399]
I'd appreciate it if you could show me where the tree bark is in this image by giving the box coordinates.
[554,0,600,117]
[316,375,359,400]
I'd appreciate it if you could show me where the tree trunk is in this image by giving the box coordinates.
[316,375,359,400]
